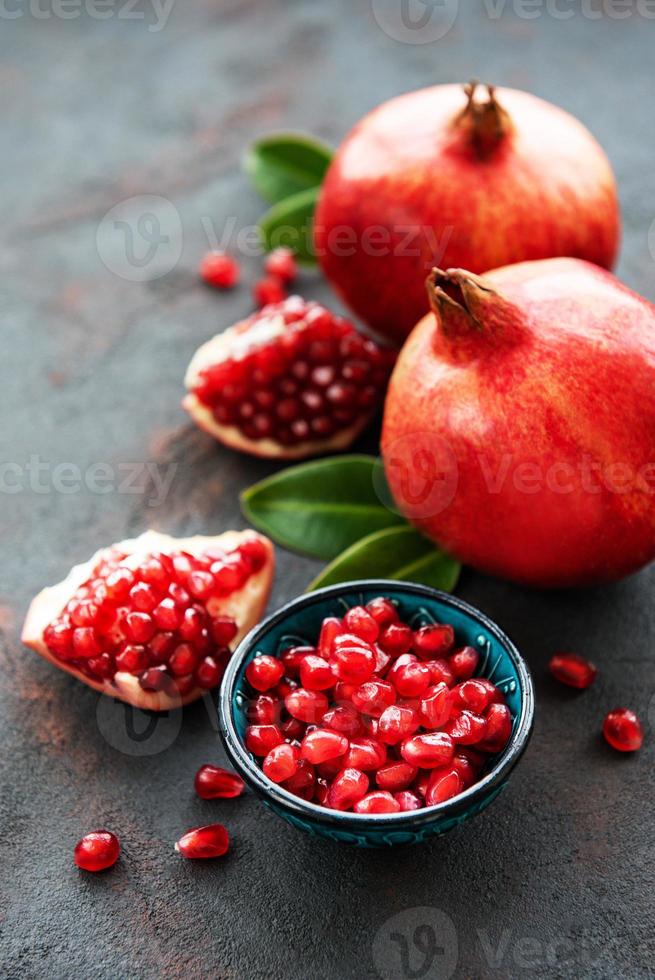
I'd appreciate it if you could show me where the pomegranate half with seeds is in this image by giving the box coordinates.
[22,529,274,711]
[183,296,395,459]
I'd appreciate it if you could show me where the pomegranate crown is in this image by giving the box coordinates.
[426,268,526,348]
[455,80,512,158]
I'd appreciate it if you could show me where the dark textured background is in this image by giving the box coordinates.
[1,2,654,978]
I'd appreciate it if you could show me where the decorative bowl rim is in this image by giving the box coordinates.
[218,579,535,828]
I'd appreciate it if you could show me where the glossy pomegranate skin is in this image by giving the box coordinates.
[382,258,655,588]
[315,84,620,345]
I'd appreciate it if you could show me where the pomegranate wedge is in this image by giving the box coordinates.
[22,529,274,711]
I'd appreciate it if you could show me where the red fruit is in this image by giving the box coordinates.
[351,680,396,718]
[376,761,418,793]
[322,704,362,738]
[175,824,229,860]
[366,597,398,627]
[549,652,597,690]
[426,658,455,687]
[378,623,413,656]
[194,764,244,799]
[283,759,316,801]
[200,251,240,289]
[453,679,492,714]
[377,705,420,745]
[316,82,619,345]
[263,743,300,783]
[246,655,284,692]
[247,694,282,725]
[264,247,298,284]
[318,617,341,659]
[253,277,287,308]
[343,606,379,643]
[413,625,454,659]
[425,768,463,806]
[344,737,387,771]
[281,716,305,741]
[419,683,453,729]
[245,724,283,756]
[382,259,655,587]
[354,791,400,814]
[331,633,377,684]
[388,656,430,698]
[451,753,479,789]
[602,708,644,753]
[22,530,274,711]
[326,768,369,811]
[449,647,479,681]
[281,645,312,677]
[284,688,328,724]
[74,830,120,872]
[184,297,395,460]
[300,654,335,691]
[301,729,349,765]
[395,790,422,812]
[446,710,487,746]
[401,732,454,769]
[478,703,513,753]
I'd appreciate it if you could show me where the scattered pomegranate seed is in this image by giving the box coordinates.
[602,708,644,752]
[175,824,229,859]
[264,247,298,283]
[74,830,120,873]
[253,277,287,307]
[194,764,244,799]
[200,251,240,289]
[549,652,597,690]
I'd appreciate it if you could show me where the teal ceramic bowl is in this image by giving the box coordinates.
[218,581,534,848]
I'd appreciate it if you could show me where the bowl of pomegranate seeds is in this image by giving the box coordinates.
[218,581,534,847]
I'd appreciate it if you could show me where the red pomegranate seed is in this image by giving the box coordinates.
[419,682,453,729]
[285,688,328,724]
[246,655,284,692]
[413,771,430,799]
[315,778,329,805]
[452,753,479,789]
[200,251,240,289]
[195,654,225,689]
[453,679,492,713]
[281,645,313,676]
[318,617,341,659]
[602,708,644,752]
[245,724,283,756]
[169,643,199,677]
[253,277,287,308]
[478,703,512,753]
[351,679,396,717]
[426,658,455,687]
[376,761,418,793]
[72,627,101,659]
[247,694,282,725]
[194,764,244,799]
[281,716,305,740]
[549,652,597,690]
[283,759,315,801]
[125,611,155,644]
[446,710,487,745]
[263,742,300,783]
[366,597,398,627]
[378,705,420,745]
[301,729,349,765]
[344,737,387,771]
[450,646,479,680]
[395,790,422,812]
[378,622,413,656]
[264,247,297,284]
[175,823,229,859]
[401,732,454,768]
[326,768,369,811]
[300,654,335,691]
[152,598,181,631]
[74,830,120,872]
[316,756,344,779]
[425,768,463,806]
[322,704,362,738]
[331,634,376,683]
[115,644,148,673]
[413,624,455,659]
[343,606,379,643]
[210,616,238,646]
[354,791,400,814]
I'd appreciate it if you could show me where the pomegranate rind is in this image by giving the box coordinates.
[183,312,375,460]
[22,529,274,711]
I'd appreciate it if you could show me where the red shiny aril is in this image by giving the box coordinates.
[392,660,431,697]
[195,654,225,689]
[413,771,430,799]
[354,791,400,814]
[115,644,148,673]
[333,680,357,704]
[446,710,487,745]
[275,676,298,699]
[169,643,199,677]
[426,658,455,687]
[200,251,240,289]
[366,597,398,627]
[152,598,181,631]
[413,624,455,659]
[378,622,413,656]
[315,778,329,806]
[74,830,120,872]
[395,790,422,812]
[418,682,453,728]
[602,707,643,752]
[331,633,376,683]
[452,753,479,789]
[425,768,463,806]
[247,694,282,725]
[450,646,479,680]
[316,756,344,779]
[245,724,284,756]
[360,714,379,738]
[326,768,369,811]
[253,277,287,308]
[478,703,512,753]
[322,704,362,738]
[453,679,492,714]
[210,616,238,646]
[549,652,597,690]
[300,654,335,691]
[474,677,504,704]
[175,823,229,859]
[285,688,328,724]
[351,679,396,717]
[376,761,418,793]
[401,732,454,768]
[318,617,341,659]
[343,606,379,643]
[72,627,102,659]
[283,759,315,801]
[139,665,176,694]
[378,705,420,745]
[264,247,298,284]
[263,742,300,783]
[194,764,245,799]
[281,645,313,677]
[344,737,387,771]
[301,729,349,764]
[245,655,284,692]
[281,716,306,741]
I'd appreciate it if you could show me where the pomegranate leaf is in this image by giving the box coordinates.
[240,455,405,561]
[258,186,321,265]
[307,525,461,593]
[245,133,333,205]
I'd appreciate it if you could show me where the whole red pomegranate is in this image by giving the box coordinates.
[22,529,274,710]
[382,258,655,588]
[315,82,620,345]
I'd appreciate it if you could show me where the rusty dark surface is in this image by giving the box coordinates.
[1,2,655,978]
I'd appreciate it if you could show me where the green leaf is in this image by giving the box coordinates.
[240,455,405,561]
[258,186,320,265]
[307,525,461,593]
[244,133,333,205]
